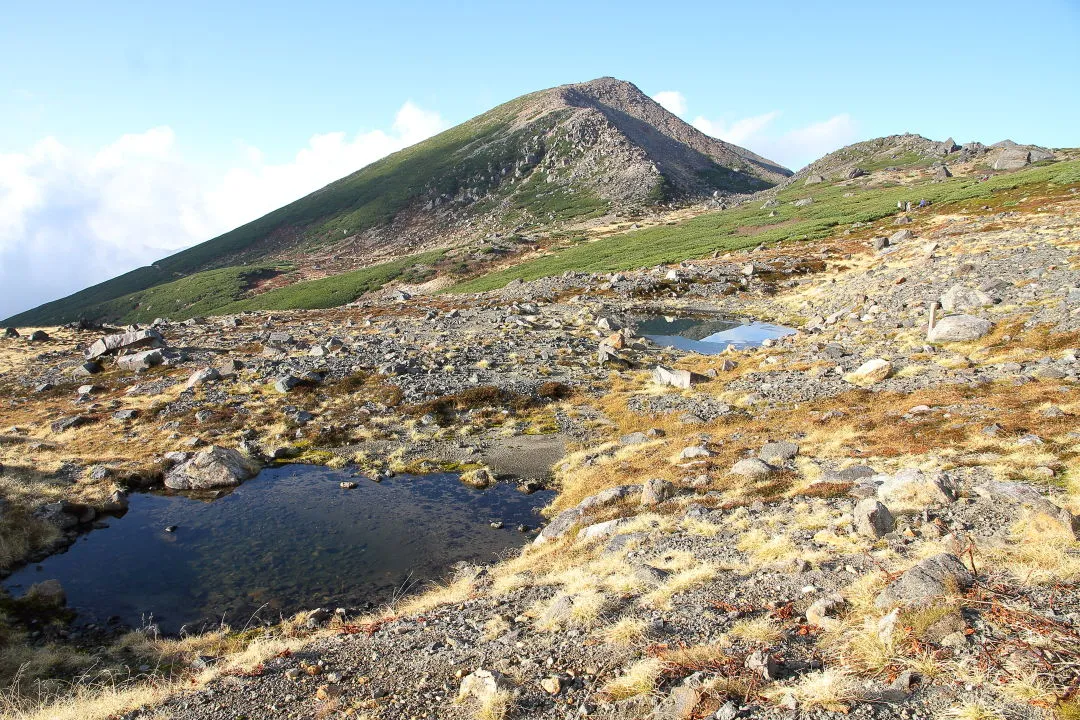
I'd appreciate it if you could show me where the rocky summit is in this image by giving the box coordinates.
[1,77,1079,720]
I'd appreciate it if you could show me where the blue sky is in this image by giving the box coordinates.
[1,0,1078,319]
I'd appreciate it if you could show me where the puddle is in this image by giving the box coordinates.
[634,313,795,355]
[3,466,552,633]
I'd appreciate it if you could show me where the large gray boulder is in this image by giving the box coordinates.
[578,484,641,511]
[116,348,164,371]
[730,458,774,479]
[534,507,583,544]
[652,366,704,390]
[974,481,1078,537]
[164,446,259,490]
[875,553,974,608]
[759,441,799,465]
[940,285,993,312]
[875,468,958,507]
[928,315,992,342]
[993,148,1030,171]
[86,329,165,359]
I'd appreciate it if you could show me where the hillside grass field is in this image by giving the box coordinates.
[74,250,445,324]
[448,159,1080,293]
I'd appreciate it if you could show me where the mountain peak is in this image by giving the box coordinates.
[5,77,792,326]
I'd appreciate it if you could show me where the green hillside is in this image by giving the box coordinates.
[51,251,445,325]
[3,95,537,327]
[449,159,1080,293]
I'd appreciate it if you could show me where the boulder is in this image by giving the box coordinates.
[875,468,958,507]
[730,458,774,479]
[71,361,103,377]
[875,553,974,609]
[1029,148,1054,163]
[28,330,50,342]
[974,481,1077,537]
[652,366,704,390]
[185,367,221,390]
[272,375,302,393]
[940,285,993,312]
[993,148,1030,171]
[578,485,641,511]
[25,579,66,608]
[640,478,675,506]
[846,168,867,179]
[460,467,495,489]
[3,327,18,338]
[164,446,259,490]
[534,507,583,544]
[86,329,164,359]
[928,315,992,342]
[805,174,825,185]
[854,498,895,538]
[116,349,164,371]
[457,670,511,704]
[50,415,95,433]
[759,441,799,464]
[578,518,631,542]
[843,358,892,385]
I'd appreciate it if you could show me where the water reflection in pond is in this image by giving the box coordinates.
[4,465,552,633]
[635,314,795,355]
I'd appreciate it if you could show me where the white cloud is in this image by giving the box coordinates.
[692,110,858,171]
[691,111,781,148]
[0,102,445,321]
[652,90,687,116]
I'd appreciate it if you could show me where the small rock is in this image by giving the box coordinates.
[730,458,774,479]
[843,358,892,385]
[640,478,675,506]
[854,498,895,538]
[759,441,799,464]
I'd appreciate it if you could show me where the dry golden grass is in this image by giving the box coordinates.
[395,575,474,615]
[482,615,511,641]
[473,689,513,720]
[660,643,731,671]
[642,564,716,609]
[602,658,663,701]
[980,510,1080,584]
[736,529,799,566]
[0,677,177,720]
[766,668,862,711]
[943,700,1005,720]
[727,617,783,646]
[602,617,650,646]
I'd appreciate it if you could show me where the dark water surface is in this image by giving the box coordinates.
[635,314,795,354]
[4,466,552,633]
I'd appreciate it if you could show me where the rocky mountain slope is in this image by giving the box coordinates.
[782,133,1058,186]
[4,77,790,328]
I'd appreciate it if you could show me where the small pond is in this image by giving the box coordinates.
[4,465,553,634]
[635,313,795,355]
